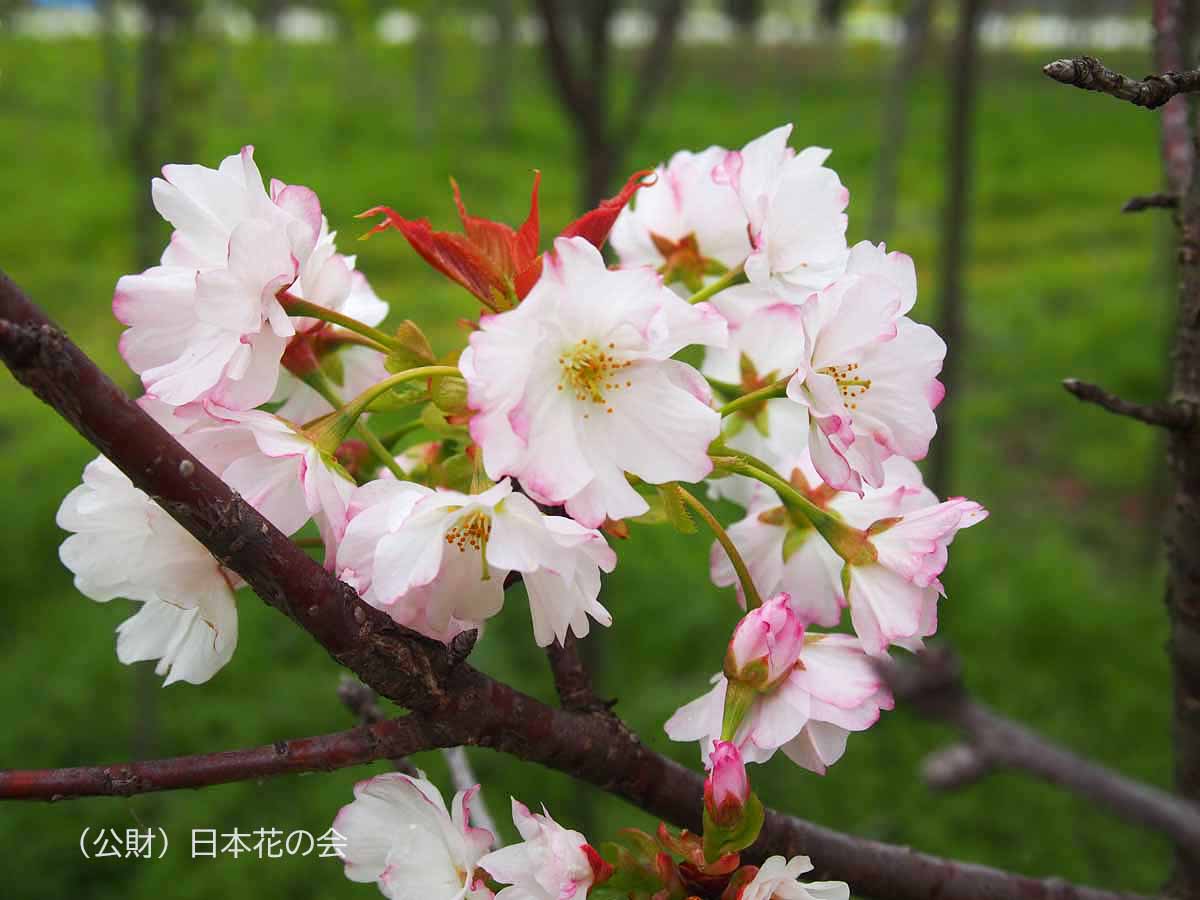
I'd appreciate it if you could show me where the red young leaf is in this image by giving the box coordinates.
[560,169,656,249]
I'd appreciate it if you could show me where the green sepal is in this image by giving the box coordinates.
[781,526,811,563]
[720,679,757,741]
[419,404,470,442]
[657,483,698,535]
[319,350,346,386]
[702,791,765,864]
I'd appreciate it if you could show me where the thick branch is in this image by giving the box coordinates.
[1043,56,1200,110]
[1152,0,1194,193]
[1062,377,1195,429]
[882,649,1200,857]
[0,271,1153,900]
[0,716,439,800]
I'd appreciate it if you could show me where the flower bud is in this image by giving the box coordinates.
[704,741,749,828]
[724,592,804,690]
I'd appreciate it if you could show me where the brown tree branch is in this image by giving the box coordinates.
[1152,0,1194,193]
[1062,377,1195,429]
[0,270,1153,900]
[337,676,419,776]
[1043,55,1200,110]
[881,648,1200,858]
[620,0,687,149]
[0,716,440,800]
[1123,192,1180,213]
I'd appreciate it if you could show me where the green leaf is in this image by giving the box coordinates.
[702,791,765,863]
[431,375,469,415]
[419,404,469,441]
[384,319,437,372]
[781,526,812,563]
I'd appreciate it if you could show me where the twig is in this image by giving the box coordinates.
[337,677,418,777]
[880,648,1200,857]
[1043,55,1200,110]
[0,270,1155,900]
[0,717,439,800]
[1123,192,1180,213]
[1062,377,1195,429]
[545,633,609,713]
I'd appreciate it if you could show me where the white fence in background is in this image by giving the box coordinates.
[3,4,1155,52]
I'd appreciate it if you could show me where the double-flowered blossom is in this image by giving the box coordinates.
[115,147,376,410]
[711,454,985,655]
[335,772,495,900]
[479,799,611,900]
[461,236,727,527]
[666,594,893,774]
[610,146,751,290]
[785,241,944,494]
[716,124,849,298]
[56,455,238,686]
[738,856,849,900]
[336,478,615,646]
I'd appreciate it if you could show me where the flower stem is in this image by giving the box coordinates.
[278,292,395,353]
[677,485,764,610]
[718,376,793,418]
[723,456,875,565]
[300,370,409,480]
[686,263,747,305]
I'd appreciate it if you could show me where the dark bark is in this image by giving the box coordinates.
[928,0,983,497]
[1153,0,1194,195]
[1165,71,1200,900]
[0,271,1152,900]
[1043,56,1200,111]
[869,0,936,239]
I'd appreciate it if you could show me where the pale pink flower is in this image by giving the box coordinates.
[701,284,810,505]
[705,741,749,827]
[726,593,805,689]
[479,800,607,900]
[114,147,332,409]
[57,455,238,686]
[846,497,987,656]
[711,455,932,627]
[336,478,616,646]
[786,241,943,494]
[738,855,849,900]
[610,146,751,285]
[716,124,849,299]
[461,236,727,527]
[334,772,495,900]
[665,632,892,775]
[184,406,357,553]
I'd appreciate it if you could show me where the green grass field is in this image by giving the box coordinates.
[0,33,1177,897]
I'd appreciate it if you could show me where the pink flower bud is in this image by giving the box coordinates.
[724,593,805,690]
[705,741,749,827]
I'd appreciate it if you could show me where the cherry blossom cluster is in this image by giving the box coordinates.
[53,122,986,897]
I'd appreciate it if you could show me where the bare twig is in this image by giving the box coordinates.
[1043,56,1200,110]
[1124,192,1180,213]
[881,648,1200,857]
[1062,378,1195,429]
[0,270,1155,900]
[545,633,610,713]
[0,716,440,800]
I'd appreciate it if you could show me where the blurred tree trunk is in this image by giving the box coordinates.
[927,0,982,498]
[869,0,936,240]
[534,0,686,211]
[484,0,516,142]
[97,0,123,150]
[414,0,445,144]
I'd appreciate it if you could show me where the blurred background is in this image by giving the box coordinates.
[0,0,1180,896]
